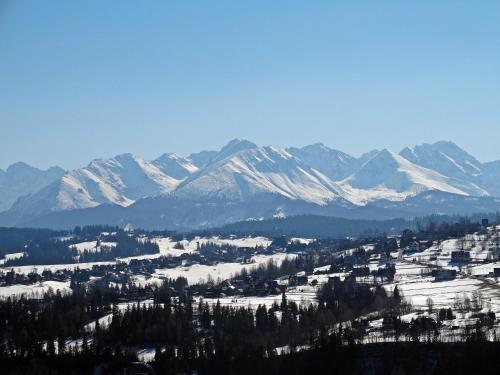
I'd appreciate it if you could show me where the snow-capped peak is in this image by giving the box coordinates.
[153,153,199,180]
[286,143,357,181]
[400,141,483,180]
[339,149,488,205]
[175,144,347,205]
[9,153,184,214]
[209,139,258,165]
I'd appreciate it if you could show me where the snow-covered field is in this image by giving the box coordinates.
[70,241,117,253]
[0,280,71,299]
[84,299,158,331]
[0,238,272,276]
[198,285,318,310]
[0,252,25,265]
[0,260,116,275]
[151,236,272,257]
[154,253,296,284]
[385,276,484,309]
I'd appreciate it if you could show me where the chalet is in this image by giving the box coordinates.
[351,266,370,277]
[328,276,341,286]
[477,311,496,326]
[288,274,308,286]
[374,264,396,280]
[432,269,456,282]
[382,316,399,330]
[220,280,232,288]
[481,218,489,230]
[404,241,420,254]
[489,248,500,262]
[273,276,289,287]
[451,250,470,263]
[238,246,254,252]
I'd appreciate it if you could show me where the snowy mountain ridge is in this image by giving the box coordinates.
[3,139,500,228]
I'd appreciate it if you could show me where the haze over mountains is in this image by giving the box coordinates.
[2,140,500,230]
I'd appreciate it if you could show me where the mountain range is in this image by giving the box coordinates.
[2,140,500,230]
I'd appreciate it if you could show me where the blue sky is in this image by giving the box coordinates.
[1,1,500,169]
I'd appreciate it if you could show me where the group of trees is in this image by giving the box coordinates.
[0,284,118,358]
[3,230,160,266]
[416,218,482,241]
[0,271,404,373]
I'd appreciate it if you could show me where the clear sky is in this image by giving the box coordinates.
[1,0,500,170]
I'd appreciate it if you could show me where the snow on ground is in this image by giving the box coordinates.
[313,265,330,273]
[198,286,317,311]
[85,299,157,331]
[394,262,430,277]
[0,241,276,281]
[383,257,500,312]
[154,253,296,284]
[0,252,25,265]
[0,260,116,275]
[275,344,310,355]
[308,272,348,285]
[0,280,71,299]
[136,348,156,362]
[0,236,275,275]
[151,236,272,257]
[386,277,482,308]
[70,241,117,253]
[470,261,500,276]
[131,274,164,287]
[290,237,314,245]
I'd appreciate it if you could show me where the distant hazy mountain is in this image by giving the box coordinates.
[370,190,500,217]
[479,160,500,197]
[3,139,500,229]
[187,150,218,168]
[0,162,65,211]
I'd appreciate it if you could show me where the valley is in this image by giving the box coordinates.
[3,218,500,370]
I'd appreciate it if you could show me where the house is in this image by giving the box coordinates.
[493,268,500,277]
[482,218,489,229]
[432,269,456,282]
[374,264,396,280]
[451,250,470,263]
[288,274,308,286]
[351,266,370,277]
[327,276,342,289]
[404,241,420,254]
[273,276,289,287]
[477,312,496,326]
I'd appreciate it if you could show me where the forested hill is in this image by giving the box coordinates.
[211,215,411,238]
[211,213,500,239]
